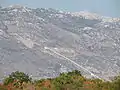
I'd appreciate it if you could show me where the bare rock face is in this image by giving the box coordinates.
[0,5,120,81]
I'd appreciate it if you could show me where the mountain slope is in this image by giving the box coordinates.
[0,5,120,81]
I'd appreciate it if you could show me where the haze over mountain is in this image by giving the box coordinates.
[0,5,120,81]
[2,0,120,17]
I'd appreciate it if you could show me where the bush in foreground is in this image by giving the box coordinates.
[0,70,120,90]
[3,71,32,89]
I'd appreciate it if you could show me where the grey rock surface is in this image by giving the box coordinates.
[0,5,120,80]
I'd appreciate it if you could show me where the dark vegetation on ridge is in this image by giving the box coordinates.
[0,70,120,90]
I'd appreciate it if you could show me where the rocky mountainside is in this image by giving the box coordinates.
[0,5,120,81]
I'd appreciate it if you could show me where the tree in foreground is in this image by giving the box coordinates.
[3,71,32,89]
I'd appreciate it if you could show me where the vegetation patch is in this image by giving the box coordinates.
[0,70,120,90]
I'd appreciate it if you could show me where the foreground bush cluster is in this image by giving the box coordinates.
[0,70,120,90]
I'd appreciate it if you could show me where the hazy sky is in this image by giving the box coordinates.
[1,0,120,17]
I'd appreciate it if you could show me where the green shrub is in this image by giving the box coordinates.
[3,71,32,85]
[112,75,120,90]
